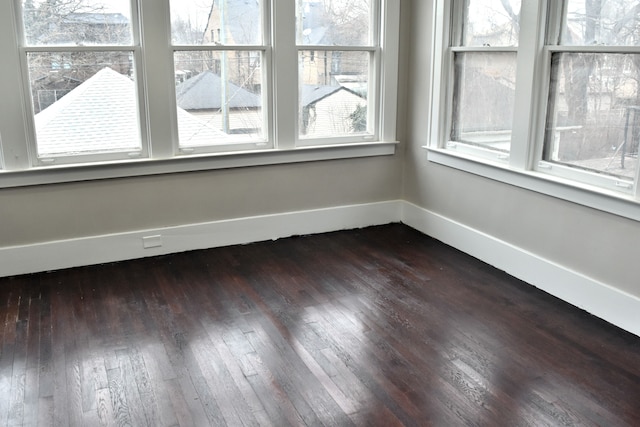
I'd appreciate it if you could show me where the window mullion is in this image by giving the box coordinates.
[547,0,567,45]
[451,0,466,46]
[380,0,400,142]
[138,0,176,159]
[263,0,273,149]
[509,0,547,170]
[429,0,453,149]
[0,1,30,170]
[534,1,561,169]
[272,0,297,149]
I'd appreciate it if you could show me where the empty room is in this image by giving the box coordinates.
[1,0,639,425]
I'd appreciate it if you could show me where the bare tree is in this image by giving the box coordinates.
[499,0,520,34]
[23,0,133,112]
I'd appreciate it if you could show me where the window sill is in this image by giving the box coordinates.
[426,147,640,222]
[0,141,398,189]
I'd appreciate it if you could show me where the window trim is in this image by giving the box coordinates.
[295,0,379,144]
[170,45,272,155]
[295,47,379,146]
[428,0,640,222]
[169,0,271,154]
[0,0,400,188]
[0,141,397,188]
[16,0,149,167]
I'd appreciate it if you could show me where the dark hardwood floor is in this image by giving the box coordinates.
[1,224,639,426]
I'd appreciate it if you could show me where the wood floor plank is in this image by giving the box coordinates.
[1,224,640,426]
[106,366,133,427]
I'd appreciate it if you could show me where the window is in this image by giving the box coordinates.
[21,0,144,165]
[543,0,640,189]
[0,0,399,185]
[449,0,521,159]
[170,0,268,153]
[430,0,640,218]
[296,0,377,143]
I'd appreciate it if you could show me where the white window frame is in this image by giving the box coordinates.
[170,0,272,155]
[295,0,381,147]
[445,0,519,164]
[15,0,148,167]
[0,0,400,188]
[428,0,640,221]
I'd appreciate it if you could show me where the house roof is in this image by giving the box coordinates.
[35,67,228,155]
[301,84,363,107]
[35,67,141,155]
[175,70,261,110]
[176,108,230,147]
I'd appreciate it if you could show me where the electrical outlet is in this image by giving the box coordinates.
[142,235,162,249]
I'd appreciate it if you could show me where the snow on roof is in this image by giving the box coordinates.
[35,67,141,156]
[34,67,228,156]
[175,70,261,110]
[301,84,362,107]
[176,109,230,147]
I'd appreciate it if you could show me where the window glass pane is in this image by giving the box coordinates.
[296,0,372,46]
[170,0,263,45]
[28,52,141,157]
[451,52,516,152]
[561,0,640,46]
[462,0,521,47]
[545,52,640,180]
[22,0,132,46]
[299,50,369,138]
[174,51,264,147]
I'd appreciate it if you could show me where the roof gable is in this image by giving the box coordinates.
[35,67,141,155]
[301,84,363,107]
[34,67,229,155]
[175,70,261,110]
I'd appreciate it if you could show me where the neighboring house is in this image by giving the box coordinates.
[175,70,263,135]
[23,8,131,45]
[34,67,228,156]
[301,84,366,137]
[59,13,131,44]
[203,1,261,45]
[298,1,367,87]
[201,0,263,91]
[200,0,366,88]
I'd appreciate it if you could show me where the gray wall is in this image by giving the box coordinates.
[404,0,640,298]
[0,156,404,247]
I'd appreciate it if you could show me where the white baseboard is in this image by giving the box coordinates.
[2,198,637,337]
[0,201,402,278]
[401,201,640,338]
